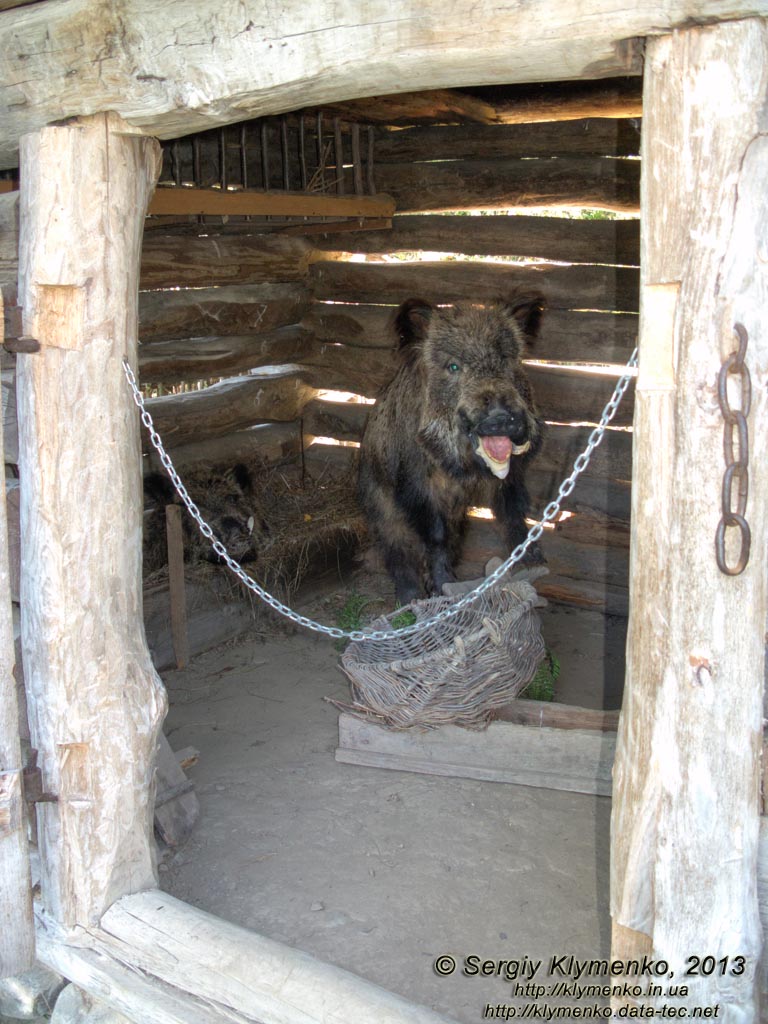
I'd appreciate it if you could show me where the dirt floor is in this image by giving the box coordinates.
[159,568,626,1023]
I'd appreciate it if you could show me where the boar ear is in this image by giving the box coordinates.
[505,294,546,340]
[394,298,434,349]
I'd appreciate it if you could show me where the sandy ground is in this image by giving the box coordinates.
[160,573,626,1023]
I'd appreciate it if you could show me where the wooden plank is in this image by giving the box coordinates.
[315,80,644,126]
[144,422,300,475]
[374,118,642,162]
[3,4,767,170]
[91,889,458,1024]
[311,212,640,266]
[311,259,640,313]
[303,399,633,480]
[143,357,634,455]
[148,188,396,219]
[370,155,640,214]
[335,713,616,796]
[494,699,620,731]
[304,300,639,364]
[138,325,313,385]
[165,505,188,670]
[153,732,199,850]
[16,113,167,928]
[140,233,312,289]
[610,20,768,1019]
[139,283,310,343]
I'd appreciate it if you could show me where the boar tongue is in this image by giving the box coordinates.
[481,436,514,463]
[474,434,513,480]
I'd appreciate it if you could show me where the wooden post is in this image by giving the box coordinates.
[0,284,34,977]
[165,505,189,670]
[611,18,768,1020]
[16,112,166,930]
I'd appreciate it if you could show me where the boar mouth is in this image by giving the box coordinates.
[472,434,531,479]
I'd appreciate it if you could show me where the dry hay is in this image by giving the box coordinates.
[143,455,365,615]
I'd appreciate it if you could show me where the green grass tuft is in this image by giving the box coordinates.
[521,647,560,702]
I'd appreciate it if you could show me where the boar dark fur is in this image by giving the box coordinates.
[358,295,545,605]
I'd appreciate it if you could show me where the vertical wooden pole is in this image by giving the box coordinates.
[0,285,34,977]
[165,505,189,670]
[16,112,167,930]
[611,19,768,1020]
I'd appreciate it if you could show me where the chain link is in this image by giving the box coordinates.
[124,352,637,642]
[715,323,751,575]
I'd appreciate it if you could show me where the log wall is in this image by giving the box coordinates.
[138,105,639,601]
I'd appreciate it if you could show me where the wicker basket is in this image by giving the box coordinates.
[339,578,546,730]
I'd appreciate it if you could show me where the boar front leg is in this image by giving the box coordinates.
[424,511,457,596]
[492,476,545,565]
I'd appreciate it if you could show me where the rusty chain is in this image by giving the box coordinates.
[715,323,751,576]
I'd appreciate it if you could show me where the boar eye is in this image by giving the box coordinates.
[446,361,461,373]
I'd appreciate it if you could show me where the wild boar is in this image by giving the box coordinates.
[358,295,545,605]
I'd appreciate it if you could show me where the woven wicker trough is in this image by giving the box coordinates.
[339,577,546,730]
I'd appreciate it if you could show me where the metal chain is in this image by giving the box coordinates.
[715,323,751,575]
[124,351,637,642]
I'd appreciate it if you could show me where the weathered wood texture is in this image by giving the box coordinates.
[0,191,18,287]
[16,113,167,928]
[373,117,641,161]
[140,234,312,289]
[144,361,634,452]
[305,300,638,364]
[139,284,310,342]
[311,259,640,312]
[312,213,641,266]
[148,188,395,220]
[336,713,616,796]
[369,155,640,213]
[0,291,33,978]
[311,78,644,125]
[611,20,768,1020]
[37,890,460,1024]
[5,2,766,169]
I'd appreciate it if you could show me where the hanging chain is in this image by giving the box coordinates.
[715,323,751,576]
[124,351,637,642]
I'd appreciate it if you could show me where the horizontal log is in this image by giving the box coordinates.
[305,301,638,363]
[148,187,396,220]
[139,283,311,342]
[144,423,302,475]
[139,325,313,384]
[494,699,620,732]
[310,213,640,266]
[142,350,635,455]
[374,118,641,162]
[302,399,633,481]
[140,234,312,289]
[311,259,640,313]
[369,156,640,214]
[2,4,762,169]
[143,370,319,450]
[318,80,645,127]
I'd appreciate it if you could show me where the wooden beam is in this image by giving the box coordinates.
[374,118,641,162]
[148,188,395,220]
[313,80,644,126]
[0,290,33,979]
[165,506,189,671]
[310,213,641,267]
[610,19,767,1019]
[336,713,616,796]
[36,889,459,1024]
[139,283,310,343]
[304,300,639,364]
[311,258,640,314]
[140,233,312,289]
[4,3,765,170]
[370,155,640,214]
[16,113,167,928]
